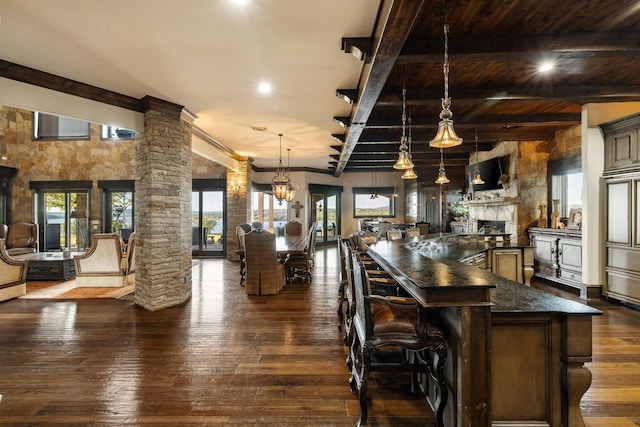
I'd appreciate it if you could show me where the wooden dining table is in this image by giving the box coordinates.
[275,234,309,258]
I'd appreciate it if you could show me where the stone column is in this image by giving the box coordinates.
[134,96,193,311]
[226,157,252,261]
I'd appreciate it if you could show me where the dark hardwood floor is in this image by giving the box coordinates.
[0,246,639,426]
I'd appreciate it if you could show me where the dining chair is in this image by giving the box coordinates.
[348,254,448,427]
[416,221,430,236]
[284,224,316,282]
[243,229,286,295]
[235,224,251,284]
[377,221,391,240]
[406,227,420,238]
[386,229,403,241]
[284,221,303,237]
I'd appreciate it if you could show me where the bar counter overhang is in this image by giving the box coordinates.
[366,234,601,427]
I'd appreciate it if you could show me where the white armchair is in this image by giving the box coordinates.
[74,233,135,287]
[0,239,27,301]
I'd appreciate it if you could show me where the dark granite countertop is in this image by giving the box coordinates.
[368,235,601,316]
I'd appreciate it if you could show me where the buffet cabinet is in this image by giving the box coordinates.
[528,227,582,289]
[601,113,640,307]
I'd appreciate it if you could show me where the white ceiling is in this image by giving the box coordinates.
[0,0,380,170]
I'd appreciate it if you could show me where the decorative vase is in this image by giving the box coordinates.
[551,199,560,229]
[538,204,547,228]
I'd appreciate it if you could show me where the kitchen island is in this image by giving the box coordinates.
[366,233,601,427]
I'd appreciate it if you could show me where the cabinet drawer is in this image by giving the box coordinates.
[606,270,640,305]
[607,247,640,271]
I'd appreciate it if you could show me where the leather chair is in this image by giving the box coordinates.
[1,223,39,256]
[243,229,286,295]
[348,254,448,427]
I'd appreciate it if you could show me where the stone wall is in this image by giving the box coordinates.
[0,106,135,224]
[0,105,227,226]
[465,127,581,244]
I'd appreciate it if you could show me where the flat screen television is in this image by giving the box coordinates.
[469,155,509,192]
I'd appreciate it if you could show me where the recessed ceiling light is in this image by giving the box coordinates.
[258,81,272,95]
[538,61,554,72]
[251,126,268,132]
[228,0,249,6]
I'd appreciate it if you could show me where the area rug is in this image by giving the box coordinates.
[21,281,135,300]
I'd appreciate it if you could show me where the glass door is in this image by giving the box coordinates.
[192,189,225,256]
[104,191,134,236]
[310,188,341,245]
[38,191,89,251]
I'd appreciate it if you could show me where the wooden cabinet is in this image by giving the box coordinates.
[528,227,582,289]
[601,113,640,307]
[602,112,640,175]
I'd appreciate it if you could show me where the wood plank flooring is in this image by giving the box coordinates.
[0,245,638,426]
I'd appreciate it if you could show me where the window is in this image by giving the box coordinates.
[33,112,90,140]
[353,187,395,218]
[250,188,289,235]
[101,125,136,140]
[99,181,135,237]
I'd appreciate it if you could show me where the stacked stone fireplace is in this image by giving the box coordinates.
[464,186,520,243]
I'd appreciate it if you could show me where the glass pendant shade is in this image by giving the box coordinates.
[435,168,450,184]
[393,149,414,170]
[435,148,450,184]
[393,86,414,169]
[284,181,296,202]
[470,129,484,184]
[271,134,290,204]
[401,167,418,180]
[430,116,463,148]
[429,23,462,149]
[471,166,485,185]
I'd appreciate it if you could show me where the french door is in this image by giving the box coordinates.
[192,179,226,257]
[309,184,342,245]
[34,186,90,251]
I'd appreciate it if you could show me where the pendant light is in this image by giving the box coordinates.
[271,133,290,204]
[471,129,485,185]
[393,76,414,169]
[284,148,297,202]
[435,148,450,184]
[429,4,462,149]
[370,172,379,199]
[401,115,418,180]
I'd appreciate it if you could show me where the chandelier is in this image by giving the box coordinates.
[429,11,462,149]
[393,84,414,170]
[284,148,297,202]
[435,148,450,184]
[401,116,418,179]
[271,133,290,204]
[471,129,485,185]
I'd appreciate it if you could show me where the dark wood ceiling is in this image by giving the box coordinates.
[331,0,640,178]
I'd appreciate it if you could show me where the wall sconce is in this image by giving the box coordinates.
[230,181,241,199]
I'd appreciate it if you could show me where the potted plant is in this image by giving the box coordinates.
[448,201,468,221]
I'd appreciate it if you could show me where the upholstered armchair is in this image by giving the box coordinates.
[0,239,27,302]
[74,233,134,287]
[1,223,39,256]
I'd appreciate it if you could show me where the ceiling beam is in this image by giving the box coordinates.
[333,0,426,177]
[375,85,640,105]
[364,113,581,128]
[398,32,640,63]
